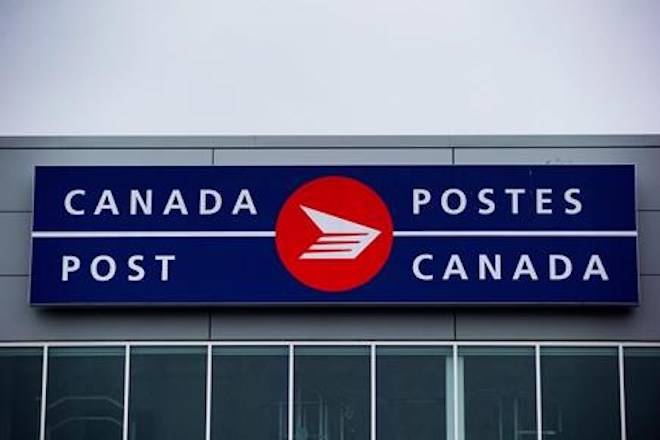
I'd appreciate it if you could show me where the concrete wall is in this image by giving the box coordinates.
[0,136,658,341]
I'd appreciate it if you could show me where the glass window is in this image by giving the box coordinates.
[377,346,452,440]
[128,346,206,440]
[460,346,536,440]
[541,347,620,440]
[294,346,370,440]
[46,347,125,440]
[0,348,43,440]
[624,347,660,440]
[211,346,288,440]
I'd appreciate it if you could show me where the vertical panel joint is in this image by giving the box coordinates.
[288,344,294,440]
[619,345,627,440]
[371,343,376,440]
[122,344,131,440]
[38,345,48,440]
[535,345,542,440]
[206,344,213,440]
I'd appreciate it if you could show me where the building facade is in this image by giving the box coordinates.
[1,135,659,440]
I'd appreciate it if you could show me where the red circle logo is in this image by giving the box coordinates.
[275,176,393,292]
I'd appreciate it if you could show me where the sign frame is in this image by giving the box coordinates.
[28,164,640,307]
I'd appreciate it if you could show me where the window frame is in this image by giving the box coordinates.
[2,340,659,440]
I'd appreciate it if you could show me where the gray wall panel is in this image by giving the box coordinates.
[0,149,212,211]
[454,148,660,210]
[253,136,451,148]
[0,137,656,342]
[2,135,657,149]
[0,213,30,275]
[0,277,209,341]
[0,136,253,148]
[639,211,660,275]
[213,148,452,165]
[450,135,660,148]
[455,276,659,341]
[211,309,454,340]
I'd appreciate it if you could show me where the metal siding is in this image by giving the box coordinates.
[0,136,253,149]
[213,148,452,165]
[0,276,208,341]
[0,149,212,211]
[0,136,656,341]
[210,309,454,340]
[253,135,451,148]
[0,213,30,275]
[455,275,660,341]
[454,147,660,209]
[639,212,660,275]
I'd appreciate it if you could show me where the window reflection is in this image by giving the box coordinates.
[1,342,647,440]
[377,346,452,440]
[294,346,370,440]
[624,347,660,440]
[541,347,620,440]
[212,346,288,440]
[0,348,42,440]
[46,347,124,440]
[129,346,206,440]
[461,346,536,440]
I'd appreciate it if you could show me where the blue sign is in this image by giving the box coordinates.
[30,165,638,305]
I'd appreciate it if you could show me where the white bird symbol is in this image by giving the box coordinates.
[299,205,381,260]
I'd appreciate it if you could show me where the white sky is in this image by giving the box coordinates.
[1,0,659,135]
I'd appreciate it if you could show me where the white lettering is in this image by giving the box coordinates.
[130,190,152,215]
[94,190,119,215]
[478,188,495,215]
[549,254,572,280]
[564,188,582,215]
[403,254,607,283]
[163,190,189,215]
[61,255,80,281]
[479,254,501,280]
[90,255,116,282]
[155,255,176,281]
[583,255,609,281]
[128,255,145,281]
[200,189,222,215]
[443,254,468,280]
[232,189,257,215]
[64,189,85,215]
[536,188,553,214]
[440,189,467,215]
[505,188,526,214]
[513,254,538,280]
[412,253,434,281]
[412,188,431,215]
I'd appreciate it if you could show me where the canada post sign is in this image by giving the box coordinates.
[30,165,638,306]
